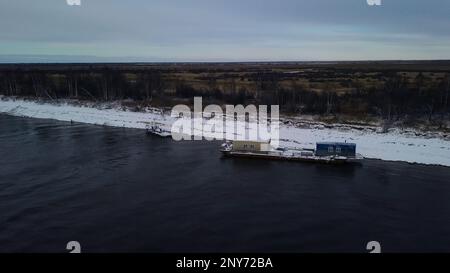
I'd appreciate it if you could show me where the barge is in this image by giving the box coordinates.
[220,140,364,164]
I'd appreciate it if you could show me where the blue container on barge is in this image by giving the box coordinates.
[315,142,357,157]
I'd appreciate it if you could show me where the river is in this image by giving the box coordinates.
[1,114,450,253]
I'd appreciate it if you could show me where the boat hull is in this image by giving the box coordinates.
[221,150,362,165]
[146,131,172,138]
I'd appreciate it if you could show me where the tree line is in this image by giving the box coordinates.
[1,68,449,126]
[0,69,164,101]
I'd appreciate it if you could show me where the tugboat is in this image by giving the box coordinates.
[221,140,363,164]
[146,122,172,138]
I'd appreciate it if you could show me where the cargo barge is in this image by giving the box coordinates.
[220,141,364,164]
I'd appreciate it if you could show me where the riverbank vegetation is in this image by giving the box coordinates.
[1,61,449,131]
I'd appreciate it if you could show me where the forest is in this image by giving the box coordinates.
[0,62,449,128]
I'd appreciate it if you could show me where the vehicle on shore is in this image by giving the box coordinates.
[146,122,172,138]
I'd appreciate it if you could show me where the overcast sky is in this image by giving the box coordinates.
[0,0,449,62]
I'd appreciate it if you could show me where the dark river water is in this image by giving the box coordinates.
[1,114,450,253]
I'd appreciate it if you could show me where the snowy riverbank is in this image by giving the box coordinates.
[1,97,449,167]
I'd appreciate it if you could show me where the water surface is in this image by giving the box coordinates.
[1,115,450,253]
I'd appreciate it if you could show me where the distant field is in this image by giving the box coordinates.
[1,61,450,95]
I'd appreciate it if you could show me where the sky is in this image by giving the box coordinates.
[0,0,449,62]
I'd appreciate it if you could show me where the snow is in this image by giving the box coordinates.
[0,97,174,130]
[1,97,449,167]
[279,126,450,167]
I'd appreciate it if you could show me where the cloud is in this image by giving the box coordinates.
[0,0,449,61]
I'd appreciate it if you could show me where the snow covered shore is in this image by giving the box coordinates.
[1,97,449,167]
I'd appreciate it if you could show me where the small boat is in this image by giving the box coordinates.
[146,123,172,138]
[220,140,364,164]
